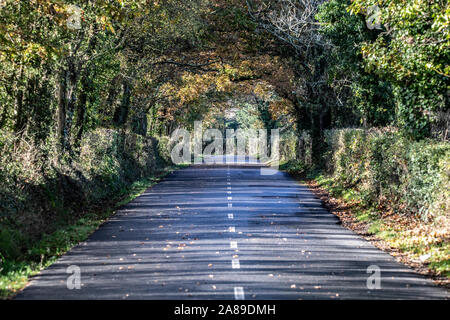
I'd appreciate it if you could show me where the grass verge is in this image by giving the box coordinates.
[0,165,184,299]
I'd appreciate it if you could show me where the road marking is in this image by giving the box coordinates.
[228,203,232,208]
[234,287,245,300]
[232,259,240,269]
[227,191,232,194]
[227,187,231,190]
[227,196,232,200]
[227,182,231,185]
[228,213,234,219]
[230,241,237,249]
[229,226,235,232]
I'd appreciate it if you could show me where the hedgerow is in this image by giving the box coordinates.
[0,129,170,261]
[323,128,450,221]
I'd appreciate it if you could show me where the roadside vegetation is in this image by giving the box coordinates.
[0,0,448,297]
[0,162,180,298]
[282,128,449,279]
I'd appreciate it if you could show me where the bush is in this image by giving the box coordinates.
[0,129,171,260]
[324,128,450,221]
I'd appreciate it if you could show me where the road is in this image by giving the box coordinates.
[15,161,448,299]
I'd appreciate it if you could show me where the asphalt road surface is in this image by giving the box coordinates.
[15,161,448,299]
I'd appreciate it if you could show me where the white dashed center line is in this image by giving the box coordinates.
[225,170,244,300]
[234,287,245,300]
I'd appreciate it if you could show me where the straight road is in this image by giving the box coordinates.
[15,162,448,299]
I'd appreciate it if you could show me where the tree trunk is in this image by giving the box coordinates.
[113,80,132,127]
[13,89,24,133]
[57,68,68,150]
[14,65,25,134]
[74,73,90,147]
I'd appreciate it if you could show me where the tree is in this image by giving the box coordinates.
[349,0,449,138]
[316,0,394,127]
